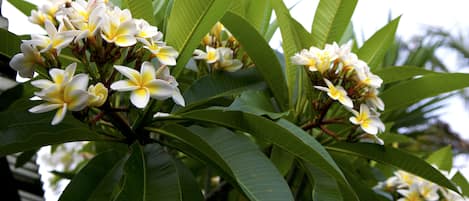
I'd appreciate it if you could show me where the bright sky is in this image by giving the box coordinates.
[3,0,469,197]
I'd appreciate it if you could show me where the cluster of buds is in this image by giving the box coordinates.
[293,42,385,143]
[192,23,245,72]
[10,0,184,125]
[377,170,467,201]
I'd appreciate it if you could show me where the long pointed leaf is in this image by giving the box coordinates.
[7,0,36,16]
[326,142,460,193]
[0,29,21,58]
[381,72,469,111]
[311,0,358,48]
[220,12,288,110]
[158,125,294,201]
[358,17,400,69]
[374,66,435,84]
[124,0,156,25]
[115,143,203,201]
[174,109,351,193]
[166,0,233,77]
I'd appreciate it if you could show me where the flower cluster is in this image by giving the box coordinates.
[293,42,385,143]
[10,0,184,125]
[192,23,244,72]
[377,170,467,201]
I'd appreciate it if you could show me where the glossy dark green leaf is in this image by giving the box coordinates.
[124,0,156,25]
[270,146,294,176]
[159,125,294,201]
[426,145,453,172]
[0,84,111,156]
[221,12,288,110]
[326,142,460,193]
[7,0,36,17]
[311,0,358,48]
[227,90,287,119]
[115,143,203,201]
[14,148,38,168]
[381,72,469,111]
[358,17,400,69]
[175,68,265,113]
[302,162,344,201]
[176,109,350,191]
[166,0,233,77]
[374,66,435,84]
[59,150,128,201]
[0,29,22,58]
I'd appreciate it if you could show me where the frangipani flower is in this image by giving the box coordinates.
[29,20,77,54]
[140,36,179,66]
[217,47,242,72]
[397,184,424,201]
[365,88,385,111]
[29,63,90,125]
[291,49,318,71]
[110,62,173,108]
[349,104,384,135]
[87,82,108,107]
[10,43,44,78]
[418,181,439,201]
[30,63,77,90]
[356,68,383,88]
[29,10,55,26]
[193,46,218,64]
[135,19,160,39]
[74,6,104,41]
[314,78,353,108]
[156,65,185,106]
[101,12,137,47]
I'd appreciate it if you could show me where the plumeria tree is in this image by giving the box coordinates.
[1,0,468,200]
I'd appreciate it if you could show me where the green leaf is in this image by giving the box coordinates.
[124,0,156,25]
[115,143,203,201]
[311,0,358,48]
[230,0,271,33]
[374,66,435,84]
[302,162,344,201]
[159,125,294,201]
[227,90,287,119]
[426,145,453,172]
[326,142,460,193]
[270,146,294,176]
[59,150,128,201]
[166,0,233,77]
[381,73,469,111]
[0,84,111,156]
[220,12,288,110]
[451,171,469,196]
[176,109,350,191]
[271,0,314,108]
[358,17,400,69]
[7,0,36,16]
[0,29,22,58]
[175,68,265,113]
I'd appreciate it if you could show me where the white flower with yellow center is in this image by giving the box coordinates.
[194,46,218,64]
[356,68,383,88]
[417,181,439,201]
[397,184,424,201]
[100,11,137,47]
[10,43,44,78]
[365,88,385,111]
[314,78,353,108]
[156,65,185,106]
[349,104,384,135]
[217,47,243,72]
[140,36,179,66]
[87,82,108,107]
[291,49,318,71]
[29,20,77,54]
[29,63,90,125]
[29,10,55,26]
[110,62,173,108]
[135,19,160,39]
[73,6,104,41]
[30,63,77,90]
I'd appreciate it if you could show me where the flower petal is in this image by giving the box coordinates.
[172,88,185,106]
[140,61,156,84]
[67,90,90,111]
[29,103,62,113]
[110,80,139,91]
[115,35,137,47]
[146,79,173,100]
[51,104,67,125]
[114,65,140,83]
[130,88,150,108]
[31,79,54,89]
